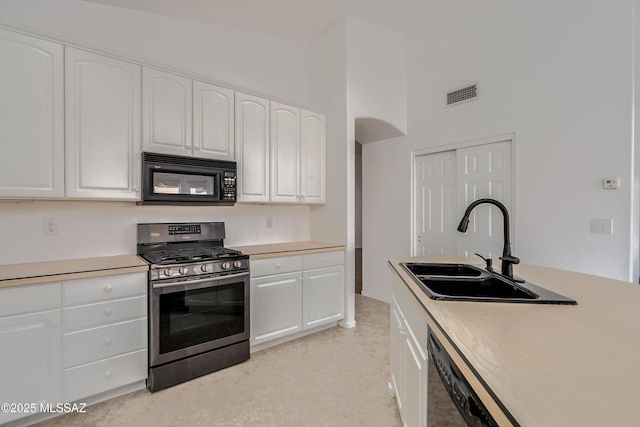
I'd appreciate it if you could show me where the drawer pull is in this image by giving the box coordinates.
[105,371,112,379]
[50,319,58,327]
[104,338,112,346]
[275,263,281,269]
[104,308,113,316]
[103,284,113,293]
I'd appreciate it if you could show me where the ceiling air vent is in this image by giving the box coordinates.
[446,83,478,107]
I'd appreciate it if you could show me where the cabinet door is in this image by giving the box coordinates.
[142,68,192,156]
[300,110,326,204]
[193,81,234,160]
[270,102,300,203]
[403,323,427,427]
[250,272,302,346]
[302,265,344,329]
[65,48,141,199]
[235,92,270,202]
[0,29,64,198]
[390,296,406,419]
[0,309,61,424]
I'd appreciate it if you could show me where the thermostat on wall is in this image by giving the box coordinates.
[603,177,620,189]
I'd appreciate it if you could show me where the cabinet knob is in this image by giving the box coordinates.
[104,308,113,316]
[104,372,112,379]
[103,284,113,293]
[186,144,192,149]
[275,263,281,269]
[134,188,140,193]
[50,319,58,327]
[194,145,200,150]
[104,338,112,346]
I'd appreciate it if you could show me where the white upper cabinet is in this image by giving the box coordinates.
[193,81,235,161]
[270,102,300,203]
[300,110,326,204]
[0,29,64,199]
[143,68,235,160]
[270,103,326,204]
[142,68,192,157]
[65,48,141,200]
[235,92,270,203]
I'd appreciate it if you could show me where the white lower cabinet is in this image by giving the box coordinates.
[251,271,303,346]
[250,251,344,349]
[0,283,61,425]
[62,273,147,402]
[302,252,344,329]
[390,276,428,427]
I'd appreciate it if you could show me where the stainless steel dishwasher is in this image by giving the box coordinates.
[427,330,497,427]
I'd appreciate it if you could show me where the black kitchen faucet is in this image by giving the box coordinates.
[457,198,521,280]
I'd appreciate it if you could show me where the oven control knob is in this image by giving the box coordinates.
[233,260,242,269]
[164,268,173,277]
[222,262,231,270]
[179,266,188,275]
[201,264,210,273]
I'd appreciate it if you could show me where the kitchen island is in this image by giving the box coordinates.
[389,254,640,427]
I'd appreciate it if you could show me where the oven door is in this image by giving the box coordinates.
[149,272,249,367]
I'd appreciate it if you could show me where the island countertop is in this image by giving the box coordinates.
[388,254,640,427]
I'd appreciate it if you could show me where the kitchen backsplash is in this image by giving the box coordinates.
[0,201,310,265]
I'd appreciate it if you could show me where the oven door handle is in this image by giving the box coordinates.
[152,272,249,290]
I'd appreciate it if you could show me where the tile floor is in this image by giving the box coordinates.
[35,294,401,427]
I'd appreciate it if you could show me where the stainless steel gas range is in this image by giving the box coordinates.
[137,222,250,392]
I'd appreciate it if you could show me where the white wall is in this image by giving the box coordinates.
[0,0,311,104]
[0,0,313,265]
[363,0,637,302]
[309,20,356,327]
[347,19,407,136]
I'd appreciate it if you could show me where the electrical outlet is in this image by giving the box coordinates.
[591,218,613,234]
[266,216,273,228]
[44,219,58,236]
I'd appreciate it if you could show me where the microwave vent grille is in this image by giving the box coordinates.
[143,152,236,170]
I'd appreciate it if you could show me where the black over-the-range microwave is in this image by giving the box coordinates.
[139,152,237,206]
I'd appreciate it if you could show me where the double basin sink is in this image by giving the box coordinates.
[400,263,576,304]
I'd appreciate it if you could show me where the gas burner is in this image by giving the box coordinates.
[137,222,249,283]
[141,247,242,265]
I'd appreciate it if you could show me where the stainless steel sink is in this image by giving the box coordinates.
[400,262,577,304]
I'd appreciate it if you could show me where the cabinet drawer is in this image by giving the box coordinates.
[0,282,61,318]
[63,349,147,402]
[250,256,302,277]
[64,296,146,332]
[63,318,146,368]
[303,251,344,270]
[64,273,147,306]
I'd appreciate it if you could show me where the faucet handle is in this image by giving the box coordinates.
[474,253,493,271]
[499,255,520,265]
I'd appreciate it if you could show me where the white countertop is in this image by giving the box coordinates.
[232,241,345,259]
[389,254,640,427]
[0,255,149,288]
[0,241,344,288]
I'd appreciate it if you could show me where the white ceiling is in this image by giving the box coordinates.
[83,0,415,42]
